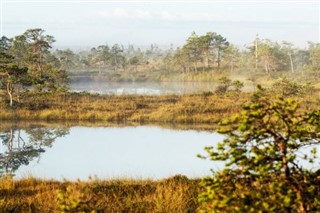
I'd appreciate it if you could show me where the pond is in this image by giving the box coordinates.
[0,123,224,180]
[70,79,219,95]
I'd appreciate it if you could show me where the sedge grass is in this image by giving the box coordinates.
[0,175,200,213]
[0,92,250,124]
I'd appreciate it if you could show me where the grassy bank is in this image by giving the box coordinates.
[0,92,249,124]
[1,90,319,124]
[0,120,220,132]
[0,175,199,212]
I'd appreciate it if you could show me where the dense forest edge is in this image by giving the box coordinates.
[1,29,320,212]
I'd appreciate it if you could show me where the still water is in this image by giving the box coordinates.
[70,79,219,95]
[0,124,223,180]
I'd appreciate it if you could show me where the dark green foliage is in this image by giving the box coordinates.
[0,29,69,107]
[172,31,229,73]
[199,87,320,212]
[0,36,28,106]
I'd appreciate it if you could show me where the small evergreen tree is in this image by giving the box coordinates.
[0,36,27,107]
[199,87,320,212]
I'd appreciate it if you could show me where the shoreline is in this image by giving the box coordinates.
[0,92,248,124]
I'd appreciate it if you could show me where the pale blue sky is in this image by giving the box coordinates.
[1,1,319,49]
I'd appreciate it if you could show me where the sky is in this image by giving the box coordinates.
[0,0,319,50]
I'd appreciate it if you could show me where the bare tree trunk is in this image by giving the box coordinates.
[193,63,198,72]
[18,129,21,148]
[6,82,13,107]
[289,54,294,73]
[280,143,290,178]
[204,51,209,68]
[39,51,42,71]
[9,128,13,151]
[217,48,221,70]
[255,34,259,72]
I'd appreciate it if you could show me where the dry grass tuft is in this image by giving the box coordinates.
[0,175,200,212]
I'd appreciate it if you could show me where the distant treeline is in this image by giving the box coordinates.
[52,32,320,77]
[1,28,320,106]
[2,28,320,78]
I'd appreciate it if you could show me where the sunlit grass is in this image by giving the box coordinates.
[0,92,250,124]
[1,79,319,124]
[0,175,200,212]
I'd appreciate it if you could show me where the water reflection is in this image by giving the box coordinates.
[2,122,317,180]
[0,122,223,180]
[70,79,218,95]
[0,125,69,177]
[70,79,254,95]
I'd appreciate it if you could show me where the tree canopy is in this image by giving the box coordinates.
[0,29,68,106]
[199,87,320,212]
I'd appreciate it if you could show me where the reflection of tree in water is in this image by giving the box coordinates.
[0,126,69,176]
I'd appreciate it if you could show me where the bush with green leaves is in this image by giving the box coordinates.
[199,87,320,213]
[215,77,244,96]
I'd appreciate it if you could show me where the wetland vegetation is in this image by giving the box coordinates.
[0,175,200,212]
[1,28,320,212]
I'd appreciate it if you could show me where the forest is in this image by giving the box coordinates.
[2,28,320,87]
[55,32,320,78]
[1,28,320,107]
